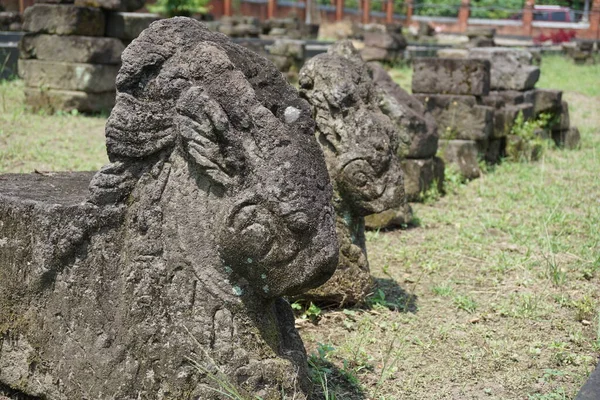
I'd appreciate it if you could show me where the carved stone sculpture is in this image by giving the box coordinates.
[0,17,338,400]
[298,41,404,306]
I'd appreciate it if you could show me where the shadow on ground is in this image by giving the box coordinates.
[368,277,418,313]
[310,359,368,400]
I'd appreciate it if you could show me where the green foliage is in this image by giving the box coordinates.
[291,301,322,323]
[414,0,461,17]
[470,0,523,19]
[507,111,550,163]
[453,294,478,313]
[148,0,210,17]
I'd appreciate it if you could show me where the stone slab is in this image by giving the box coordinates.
[552,126,580,149]
[412,58,491,96]
[363,31,406,50]
[436,48,468,59]
[415,94,493,141]
[18,59,118,93]
[493,103,534,139]
[24,87,115,113]
[105,12,161,41]
[74,0,145,11]
[361,46,401,62]
[533,89,563,115]
[469,47,540,91]
[364,203,413,230]
[19,34,124,64]
[23,4,105,36]
[437,139,481,180]
[482,90,531,109]
[556,100,570,131]
[401,157,445,202]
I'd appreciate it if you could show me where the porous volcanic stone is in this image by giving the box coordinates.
[414,94,493,141]
[369,62,438,159]
[552,126,580,149]
[493,103,534,138]
[18,59,119,92]
[401,157,445,202]
[299,41,405,306]
[74,0,144,11]
[105,12,161,41]
[0,18,338,400]
[23,4,105,36]
[20,34,124,64]
[412,58,491,96]
[23,87,115,113]
[533,88,563,115]
[364,202,413,230]
[437,139,481,179]
[482,90,529,109]
[469,47,540,90]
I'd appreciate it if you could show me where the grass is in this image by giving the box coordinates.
[0,80,107,174]
[0,55,599,399]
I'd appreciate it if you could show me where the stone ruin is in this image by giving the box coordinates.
[413,47,580,178]
[18,3,159,113]
[0,11,22,31]
[0,17,339,399]
[562,40,599,65]
[358,23,407,64]
[465,27,496,48]
[298,41,405,306]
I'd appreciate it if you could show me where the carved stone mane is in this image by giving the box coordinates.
[0,18,338,400]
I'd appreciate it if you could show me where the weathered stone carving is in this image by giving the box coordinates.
[0,17,338,400]
[298,41,404,306]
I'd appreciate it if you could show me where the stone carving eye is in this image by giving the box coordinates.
[285,211,310,233]
[342,159,373,189]
[229,204,274,261]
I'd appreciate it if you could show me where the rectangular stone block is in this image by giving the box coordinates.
[20,34,125,65]
[493,103,534,139]
[23,4,105,36]
[74,0,144,11]
[552,126,580,149]
[469,47,540,91]
[437,139,481,180]
[557,101,570,131]
[18,59,118,93]
[481,137,505,165]
[482,90,528,109]
[436,48,468,59]
[533,89,562,115]
[105,12,161,41]
[400,157,445,202]
[24,87,115,113]
[412,58,490,96]
[415,94,493,141]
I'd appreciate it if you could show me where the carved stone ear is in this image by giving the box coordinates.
[176,86,234,187]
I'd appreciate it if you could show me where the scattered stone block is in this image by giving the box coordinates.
[299,41,405,306]
[533,88,562,115]
[23,87,115,113]
[369,62,438,159]
[23,4,105,36]
[364,203,413,230]
[18,59,119,93]
[552,126,581,149]
[482,90,528,109]
[469,47,540,91]
[412,58,491,96]
[493,103,534,138]
[437,139,481,179]
[401,157,444,202]
[557,100,570,130]
[414,94,493,141]
[1,18,338,400]
[20,34,124,64]
[0,12,22,31]
[437,48,468,59]
[482,137,506,164]
[105,12,160,41]
[74,0,144,11]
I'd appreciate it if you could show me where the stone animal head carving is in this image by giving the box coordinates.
[89,17,338,299]
[298,40,403,217]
